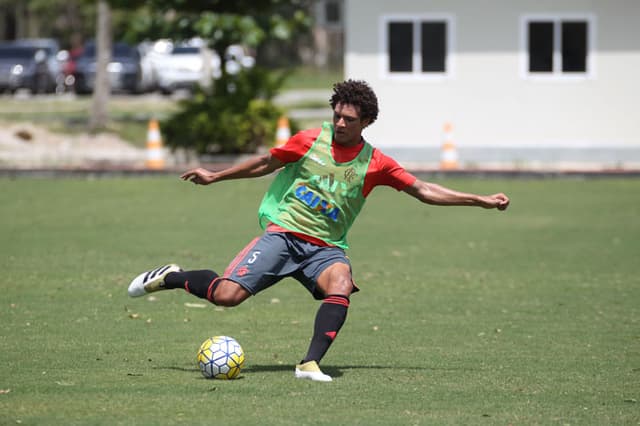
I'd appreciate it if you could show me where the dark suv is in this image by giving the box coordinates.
[0,43,57,93]
[73,41,142,94]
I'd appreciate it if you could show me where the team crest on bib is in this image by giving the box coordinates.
[343,167,357,183]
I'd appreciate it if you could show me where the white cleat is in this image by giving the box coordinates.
[295,360,333,382]
[128,264,182,297]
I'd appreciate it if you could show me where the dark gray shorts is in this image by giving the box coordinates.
[222,231,357,300]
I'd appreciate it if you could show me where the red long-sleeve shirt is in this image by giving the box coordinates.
[270,128,416,197]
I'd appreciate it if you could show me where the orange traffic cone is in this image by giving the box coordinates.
[145,119,165,170]
[439,122,459,170]
[275,115,291,147]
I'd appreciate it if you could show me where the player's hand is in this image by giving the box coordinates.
[180,168,217,185]
[482,193,510,211]
[491,193,509,210]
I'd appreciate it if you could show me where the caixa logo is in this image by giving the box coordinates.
[294,184,339,222]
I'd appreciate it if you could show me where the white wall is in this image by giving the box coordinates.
[344,0,640,167]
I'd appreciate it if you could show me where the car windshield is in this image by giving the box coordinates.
[83,43,134,57]
[0,46,38,59]
[172,47,200,55]
[13,40,57,54]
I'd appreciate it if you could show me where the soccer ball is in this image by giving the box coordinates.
[196,336,245,380]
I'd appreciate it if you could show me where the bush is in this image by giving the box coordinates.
[162,67,295,155]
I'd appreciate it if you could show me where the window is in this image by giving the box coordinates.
[325,1,341,25]
[421,22,446,72]
[523,15,594,78]
[528,22,553,72]
[562,21,587,72]
[382,15,453,78]
[388,22,413,72]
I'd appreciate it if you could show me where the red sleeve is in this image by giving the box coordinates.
[269,128,321,163]
[363,148,417,197]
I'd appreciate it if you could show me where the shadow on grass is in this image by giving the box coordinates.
[156,363,472,380]
[243,363,463,378]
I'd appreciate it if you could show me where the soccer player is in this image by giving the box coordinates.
[128,79,510,382]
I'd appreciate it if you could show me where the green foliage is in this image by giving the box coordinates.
[109,0,280,13]
[193,13,266,53]
[115,0,311,53]
[161,67,294,154]
[5,1,312,58]
[4,1,96,49]
[111,1,311,155]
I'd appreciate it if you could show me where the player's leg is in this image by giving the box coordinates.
[301,262,353,360]
[127,235,263,303]
[127,232,279,304]
[128,263,252,305]
[295,250,356,382]
[166,272,251,306]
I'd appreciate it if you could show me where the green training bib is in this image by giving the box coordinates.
[258,122,373,249]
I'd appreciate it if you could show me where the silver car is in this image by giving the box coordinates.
[153,44,222,94]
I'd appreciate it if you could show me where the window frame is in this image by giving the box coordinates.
[520,13,596,81]
[380,13,455,81]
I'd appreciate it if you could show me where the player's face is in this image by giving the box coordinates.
[332,102,370,146]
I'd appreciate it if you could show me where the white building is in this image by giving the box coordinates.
[344,0,640,170]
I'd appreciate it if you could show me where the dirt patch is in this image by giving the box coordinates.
[0,122,148,169]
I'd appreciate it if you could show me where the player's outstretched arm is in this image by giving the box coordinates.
[403,179,509,210]
[180,153,285,185]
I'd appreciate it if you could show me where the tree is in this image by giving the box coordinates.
[161,66,293,155]
[89,0,111,132]
[112,0,311,57]
[44,0,311,149]
[109,0,312,154]
[0,1,96,48]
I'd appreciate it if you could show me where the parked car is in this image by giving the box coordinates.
[136,41,160,92]
[153,44,221,94]
[73,41,142,94]
[12,38,66,92]
[0,42,57,93]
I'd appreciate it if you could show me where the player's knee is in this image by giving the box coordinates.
[331,276,354,296]
[212,280,250,307]
[320,266,354,297]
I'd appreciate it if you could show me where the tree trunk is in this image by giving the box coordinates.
[14,2,27,39]
[89,0,111,132]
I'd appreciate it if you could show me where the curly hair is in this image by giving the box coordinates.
[330,79,379,125]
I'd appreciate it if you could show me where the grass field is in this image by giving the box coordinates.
[1,176,638,425]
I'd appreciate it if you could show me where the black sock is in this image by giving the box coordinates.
[165,270,219,302]
[302,295,350,364]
